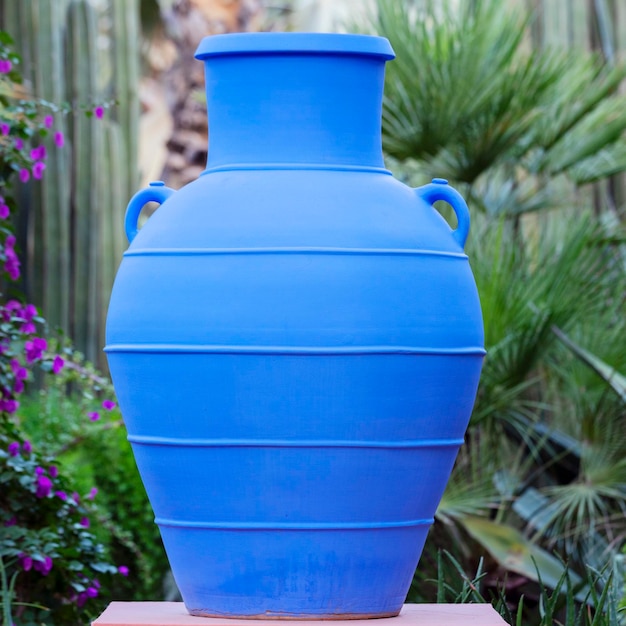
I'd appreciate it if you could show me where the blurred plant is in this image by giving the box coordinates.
[0,34,131,625]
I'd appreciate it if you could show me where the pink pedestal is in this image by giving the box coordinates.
[92,603,508,626]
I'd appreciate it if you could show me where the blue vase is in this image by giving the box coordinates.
[106,32,484,619]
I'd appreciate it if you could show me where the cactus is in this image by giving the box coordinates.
[1,0,139,368]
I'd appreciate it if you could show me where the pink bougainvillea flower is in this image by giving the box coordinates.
[14,137,23,150]
[52,355,64,374]
[94,106,104,119]
[11,358,28,381]
[102,399,116,411]
[35,474,53,498]
[0,399,19,413]
[0,59,12,73]
[44,114,54,128]
[118,565,129,576]
[72,492,80,504]
[88,411,100,421]
[30,146,46,160]
[0,203,10,219]
[49,465,58,478]
[18,554,33,571]
[13,380,24,394]
[80,516,90,528]
[34,556,53,576]
[24,337,47,363]
[0,123,9,135]
[22,440,32,453]
[4,516,17,527]
[87,487,98,500]
[8,441,20,456]
[35,466,45,476]
[86,586,99,598]
[4,249,20,280]
[55,490,67,500]
[32,161,46,179]
[23,303,37,320]
[18,168,29,183]
[54,131,64,147]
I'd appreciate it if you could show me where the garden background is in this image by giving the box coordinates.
[1,0,625,624]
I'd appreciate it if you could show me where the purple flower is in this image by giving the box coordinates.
[8,441,20,456]
[0,123,9,135]
[94,106,104,119]
[55,490,67,500]
[33,556,53,576]
[20,321,36,334]
[0,204,10,219]
[80,516,90,528]
[44,115,54,128]
[11,358,28,381]
[24,337,47,363]
[23,303,37,320]
[88,411,100,422]
[0,59,12,73]
[72,492,80,504]
[54,131,64,147]
[49,465,58,478]
[4,516,17,526]
[19,554,33,571]
[102,399,116,411]
[35,475,52,498]
[118,565,129,576]
[14,138,23,150]
[30,146,45,160]
[35,466,45,476]
[4,246,20,280]
[22,440,31,453]
[52,355,64,374]
[86,586,98,598]
[0,399,19,413]
[13,380,24,394]
[86,487,98,500]
[18,168,29,183]
[32,161,46,180]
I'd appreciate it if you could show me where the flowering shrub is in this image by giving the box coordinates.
[0,32,126,625]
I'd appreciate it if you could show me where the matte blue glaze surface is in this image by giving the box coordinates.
[106,32,484,619]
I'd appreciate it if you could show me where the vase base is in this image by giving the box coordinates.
[188,610,400,621]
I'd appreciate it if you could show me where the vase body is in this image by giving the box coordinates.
[106,33,484,619]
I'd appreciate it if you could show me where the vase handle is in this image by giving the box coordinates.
[125,181,176,243]
[415,178,470,249]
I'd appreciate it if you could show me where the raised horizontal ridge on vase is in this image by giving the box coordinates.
[126,435,466,448]
[105,344,486,355]
[195,33,395,61]
[154,518,434,530]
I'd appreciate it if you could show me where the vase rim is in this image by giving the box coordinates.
[194,32,395,61]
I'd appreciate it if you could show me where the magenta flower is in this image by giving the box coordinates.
[4,247,20,280]
[54,131,64,147]
[35,466,45,476]
[80,516,90,528]
[52,355,65,374]
[34,556,53,575]
[18,554,33,571]
[13,380,24,394]
[72,492,80,504]
[0,399,19,413]
[94,106,104,119]
[86,586,99,598]
[102,399,116,411]
[11,358,28,381]
[118,565,129,576]
[87,487,98,500]
[0,59,12,73]
[55,490,67,500]
[44,115,54,128]
[32,161,46,180]
[4,516,17,527]
[30,146,46,160]
[0,204,10,219]
[0,123,9,135]
[14,138,23,150]
[35,474,53,498]
[88,411,100,421]
[18,168,29,183]
[24,304,37,320]
[22,440,31,453]
[49,465,58,478]
[8,441,20,456]
[24,337,47,363]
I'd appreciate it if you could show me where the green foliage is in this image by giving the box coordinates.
[366,0,626,621]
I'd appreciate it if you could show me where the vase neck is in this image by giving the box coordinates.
[198,39,393,171]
